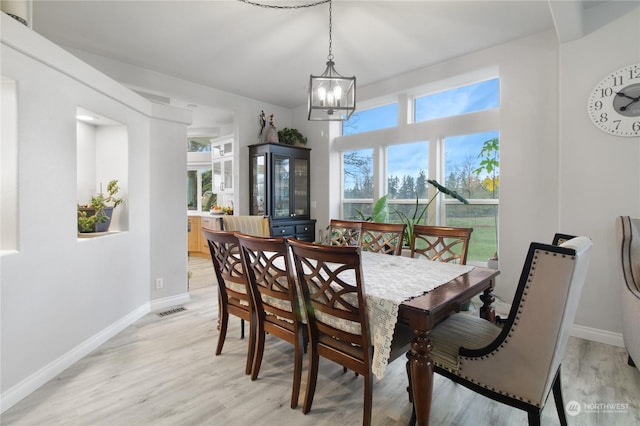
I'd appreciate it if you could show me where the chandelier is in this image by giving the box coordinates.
[307,0,356,121]
[238,0,355,121]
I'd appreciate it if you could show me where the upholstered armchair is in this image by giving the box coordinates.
[428,236,592,425]
[616,216,640,370]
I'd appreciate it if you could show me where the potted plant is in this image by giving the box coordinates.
[277,127,307,146]
[355,179,469,247]
[77,179,123,233]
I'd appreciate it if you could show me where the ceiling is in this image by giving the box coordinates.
[29,1,597,113]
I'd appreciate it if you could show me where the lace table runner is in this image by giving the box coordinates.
[360,252,473,378]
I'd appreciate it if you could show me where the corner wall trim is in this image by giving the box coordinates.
[571,324,624,348]
[0,302,150,414]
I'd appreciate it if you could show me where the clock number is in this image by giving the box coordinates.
[633,121,640,132]
[612,120,621,130]
[593,100,603,110]
[599,87,613,98]
[599,113,608,123]
[612,75,623,86]
[631,68,640,80]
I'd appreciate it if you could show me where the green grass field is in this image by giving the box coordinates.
[447,215,497,262]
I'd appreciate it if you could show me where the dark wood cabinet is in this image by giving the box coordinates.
[249,143,315,241]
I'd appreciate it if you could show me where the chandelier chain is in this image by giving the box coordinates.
[237,0,330,10]
[327,0,333,60]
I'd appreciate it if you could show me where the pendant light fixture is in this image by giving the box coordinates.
[307,0,356,121]
[238,0,355,120]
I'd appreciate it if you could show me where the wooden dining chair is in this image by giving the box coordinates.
[360,222,406,256]
[410,225,473,264]
[203,230,254,376]
[428,236,593,425]
[288,238,407,425]
[236,233,306,409]
[328,219,362,246]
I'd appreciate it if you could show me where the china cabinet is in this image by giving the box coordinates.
[249,143,315,241]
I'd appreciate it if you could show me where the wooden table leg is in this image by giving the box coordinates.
[408,329,434,426]
[479,284,496,323]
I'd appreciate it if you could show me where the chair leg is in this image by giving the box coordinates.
[291,331,304,409]
[251,321,266,381]
[303,349,319,414]
[363,372,372,426]
[245,318,256,376]
[405,352,413,403]
[216,310,229,356]
[629,355,636,367]
[552,369,568,426]
[240,318,245,339]
[527,409,541,426]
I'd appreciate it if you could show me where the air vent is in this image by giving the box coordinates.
[157,307,186,317]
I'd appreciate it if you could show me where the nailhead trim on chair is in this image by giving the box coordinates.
[449,248,576,408]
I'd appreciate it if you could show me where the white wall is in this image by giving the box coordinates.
[557,6,640,337]
[62,48,294,216]
[0,14,190,411]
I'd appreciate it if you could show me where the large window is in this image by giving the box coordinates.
[338,75,500,263]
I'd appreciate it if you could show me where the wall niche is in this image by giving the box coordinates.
[76,107,129,236]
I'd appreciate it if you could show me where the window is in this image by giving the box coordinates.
[342,103,398,136]
[443,132,499,262]
[342,148,373,219]
[338,74,500,263]
[415,78,499,122]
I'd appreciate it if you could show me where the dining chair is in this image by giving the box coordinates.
[328,219,362,246]
[203,230,254,376]
[428,236,592,425]
[360,222,407,256]
[288,238,408,425]
[616,216,640,370]
[236,233,306,409]
[410,225,473,264]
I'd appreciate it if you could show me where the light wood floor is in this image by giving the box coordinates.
[2,257,639,426]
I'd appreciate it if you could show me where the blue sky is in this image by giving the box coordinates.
[343,78,500,189]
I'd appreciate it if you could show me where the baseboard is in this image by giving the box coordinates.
[571,323,625,348]
[150,292,190,312]
[0,302,150,414]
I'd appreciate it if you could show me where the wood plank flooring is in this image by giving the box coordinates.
[2,257,639,426]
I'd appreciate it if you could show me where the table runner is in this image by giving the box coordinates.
[359,252,474,378]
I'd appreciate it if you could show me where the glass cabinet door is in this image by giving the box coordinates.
[251,154,266,215]
[292,158,308,217]
[273,154,290,219]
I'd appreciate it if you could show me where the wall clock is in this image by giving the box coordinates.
[587,63,640,137]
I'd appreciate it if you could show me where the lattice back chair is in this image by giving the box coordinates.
[428,237,592,425]
[328,219,363,246]
[288,238,375,425]
[203,230,254,376]
[410,225,473,264]
[236,233,306,409]
[360,222,407,256]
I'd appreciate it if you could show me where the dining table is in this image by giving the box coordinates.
[355,251,500,426]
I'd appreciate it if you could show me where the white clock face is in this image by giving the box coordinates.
[587,64,640,137]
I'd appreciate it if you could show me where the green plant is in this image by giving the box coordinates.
[473,137,499,259]
[355,179,468,246]
[277,127,307,146]
[77,179,123,233]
